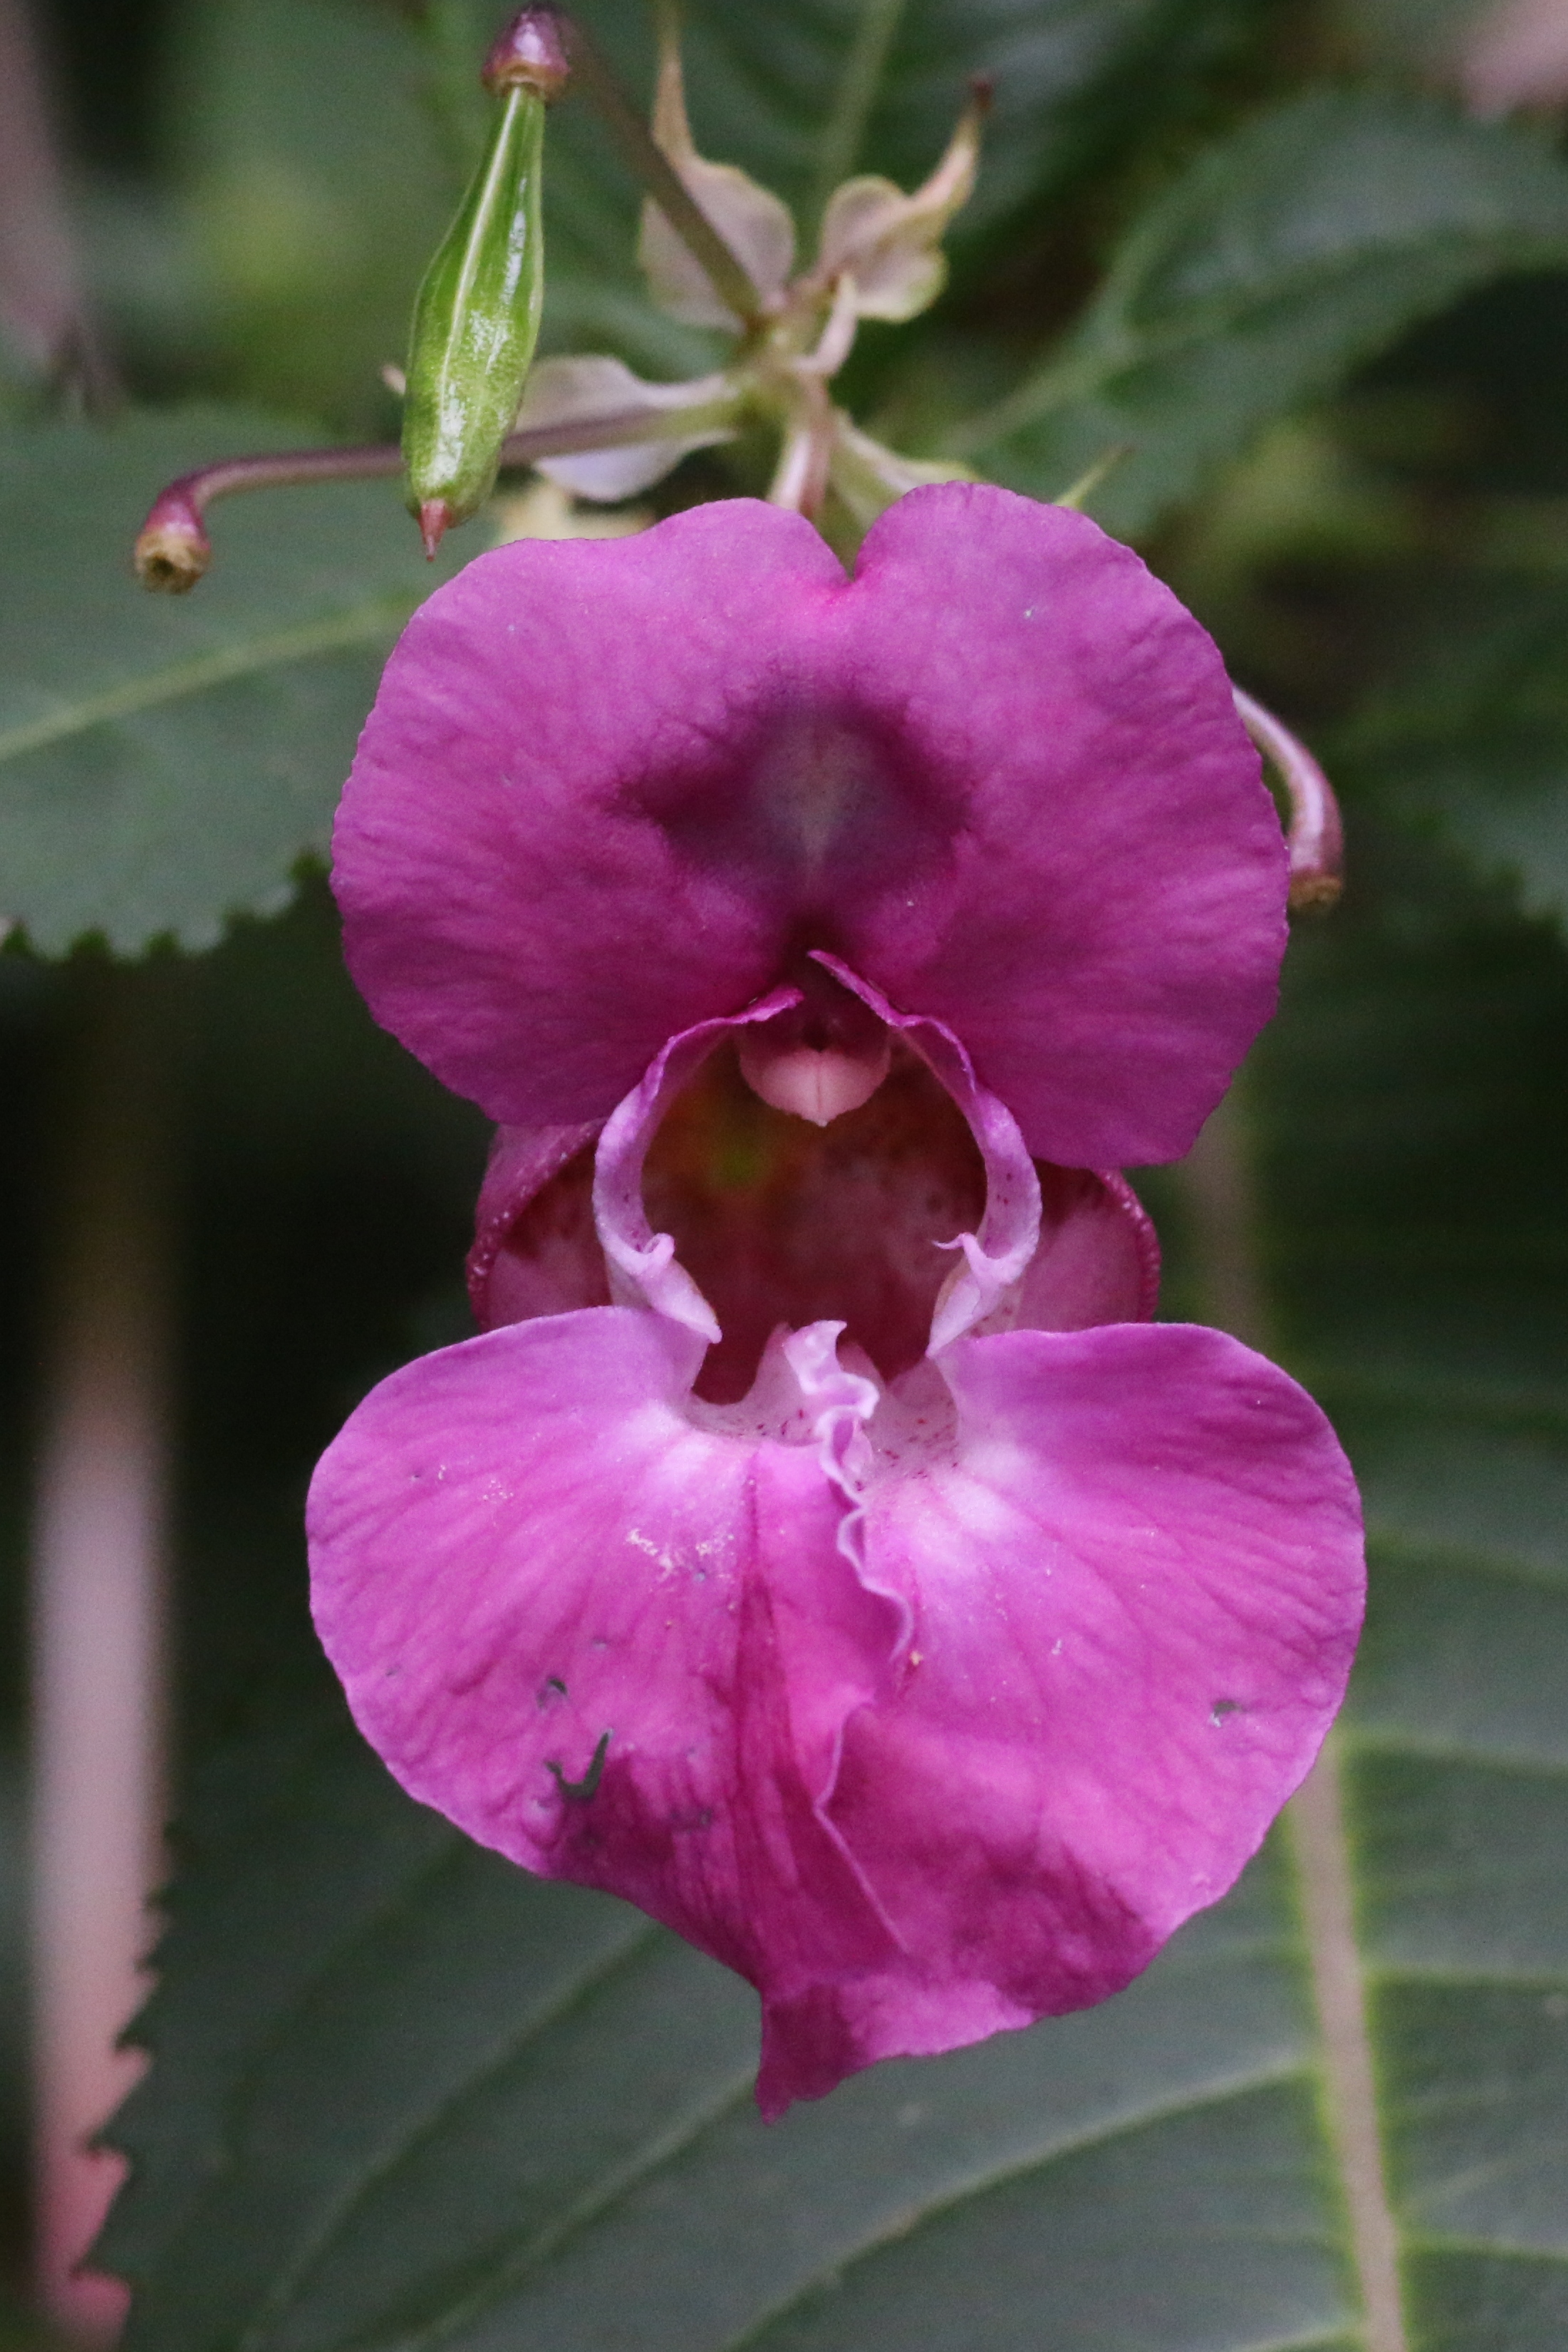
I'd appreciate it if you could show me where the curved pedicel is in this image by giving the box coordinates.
[1233,687,1345,913]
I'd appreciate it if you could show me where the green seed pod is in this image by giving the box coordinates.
[402,11,569,552]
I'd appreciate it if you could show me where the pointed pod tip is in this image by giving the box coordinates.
[418,499,455,560]
[482,9,571,102]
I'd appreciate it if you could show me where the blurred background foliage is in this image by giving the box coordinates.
[3,0,1568,2345]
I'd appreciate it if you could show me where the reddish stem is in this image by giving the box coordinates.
[1233,688,1345,913]
[133,408,691,591]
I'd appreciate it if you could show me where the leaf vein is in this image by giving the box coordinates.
[0,594,417,767]
[710,2060,1310,2352]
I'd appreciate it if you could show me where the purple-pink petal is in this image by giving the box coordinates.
[820,491,1286,1165]
[333,485,1284,1169]
[308,1297,1363,2116]
[308,1309,903,2006]
[826,1325,1364,2066]
[334,502,841,1133]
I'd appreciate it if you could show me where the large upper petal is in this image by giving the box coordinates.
[333,486,1283,1167]
[829,491,1285,1163]
[307,1308,903,2006]
[333,502,838,1134]
[778,1321,1364,2096]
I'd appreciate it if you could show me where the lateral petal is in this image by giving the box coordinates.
[307,1309,903,2006]
[794,1323,1365,2087]
[833,487,1285,1164]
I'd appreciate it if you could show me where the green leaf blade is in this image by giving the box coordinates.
[105,1752,1338,2352]
[0,410,459,956]
[1341,576,1568,934]
[1263,859,1568,2351]
[970,90,1568,535]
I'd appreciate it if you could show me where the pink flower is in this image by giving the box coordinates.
[308,485,1364,2116]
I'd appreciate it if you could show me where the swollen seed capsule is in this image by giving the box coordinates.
[402,11,569,549]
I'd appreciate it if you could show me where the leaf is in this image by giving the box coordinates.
[99,840,1568,2348]
[1253,839,1568,2350]
[665,0,1259,247]
[102,1694,1355,2352]
[966,89,1568,537]
[0,408,463,956]
[1405,741,1568,928]
[1339,576,1568,931]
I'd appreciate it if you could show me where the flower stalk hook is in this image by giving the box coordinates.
[1233,689,1345,913]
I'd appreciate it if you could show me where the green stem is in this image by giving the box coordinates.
[1176,1093,1408,2352]
[563,14,765,325]
[808,0,910,227]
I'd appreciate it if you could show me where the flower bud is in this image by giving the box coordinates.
[481,9,569,101]
[402,12,568,548]
[133,489,210,593]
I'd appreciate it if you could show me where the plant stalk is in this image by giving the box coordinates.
[561,12,765,325]
[134,395,738,589]
[29,970,174,2341]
